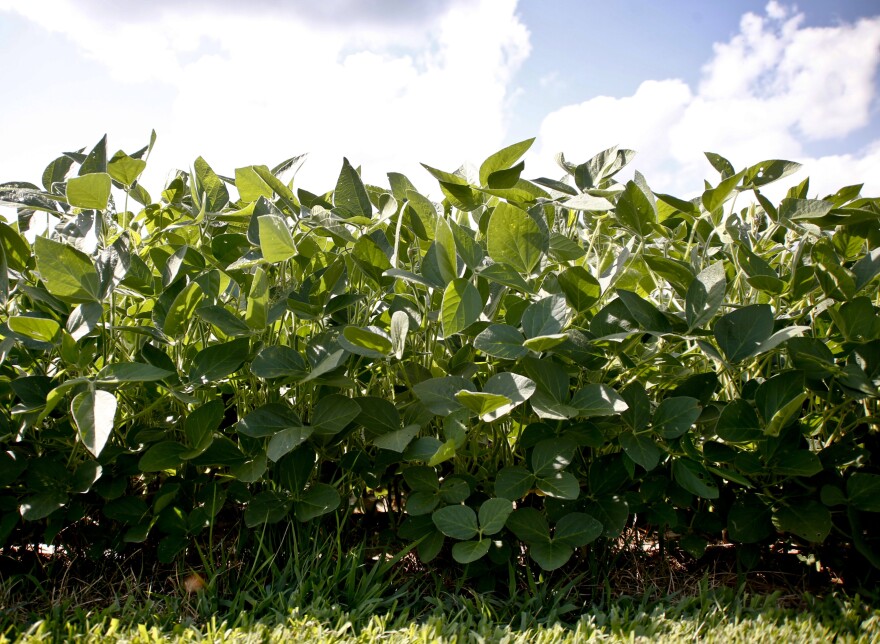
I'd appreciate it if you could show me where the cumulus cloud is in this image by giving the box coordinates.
[531,2,880,199]
[0,0,529,192]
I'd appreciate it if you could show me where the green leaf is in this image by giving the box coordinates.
[197,305,251,337]
[563,193,614,211]
[713,304,774,363]
[701,169,745,212]
[108,152,146,187]
[433,217,459,283]
[334,157,371,218]
[727,494,773,543]
[455,390,511,418]
[417,531,445,563]
[831,297,880,343]
[449,219,485,270]
[531,437,576,478]
[231,454,268,483]
[773,450,822,477]
[245,491,290,527]
[212,233,250,265]
[355,396,400,438]
[821,485,848,507]
[787,337,836,379]
[66,302,103,341]
[847,473,880,512]
[188,338,250,385]
[432,505,478,540]
[372,424,421,452]
[474,324,528,360]
[403,466,440,493]
[479,138,535,186]
[97,362,173,384]
[8,316,61,343]
[652,397,701,440]
[0,222,30,274]
[487,202,547,274]
[772,500,832,543]
[743,159,802,188]
[686,262,726,331]
[494,466,535,500]
[440,477,471,503]
[586,495,630,538]
[20,491,67,521]
[410,441,448,467]
[536,471,580,500]
[71,389,117,458]
[340,326,393,358]
[485,162,525,189]
[506,507,550,543]
[618,431,661,471]
[251,345,308,379]
[235,166,273,202]
[615,180,657,237]
[557,266,601,313]
[555,512,603,547]
[352,236,391,286]
[406,493,439,516]
[477,263,534,293]
[781,198,834,222]
[163,281,204,337]
[390,310,409,359]
[593,298,640,336]
[412,376,475,416]
[644,255,695,299]
[530,393,579,420]
[79,134,107,175]
[616,290,670,333]
[237,403,302,438]
[571,384,628,417]
[258,215,297,263]
[451,539,491,564]
[529,541,573,571]
[311,394,360,437]
[103,496,149,524]
[852,248,880,292]
[42,154,75,191]
[715,400,762,443]
[67,173,111,210]
[267,426,314,462]
[479,372,536,422]
[254,164,299,212]
[138,441,188,472]
[672,459,719,499]
[478,498,514,535]
[184,400,223,452]
[620,382,651,433]
[441,278,483,336]
[763,395,808,437]
[193,156,229,211]
[35,236,101,303]
[756,371,805,424]
[522,294,571,338]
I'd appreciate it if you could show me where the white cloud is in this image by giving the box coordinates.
[531,3,880,200]
[0,0,529,193]
[533,80,693,190]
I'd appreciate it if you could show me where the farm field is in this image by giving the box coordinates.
[1,135,878,641]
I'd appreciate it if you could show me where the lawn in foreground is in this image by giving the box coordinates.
[9,590,880,643]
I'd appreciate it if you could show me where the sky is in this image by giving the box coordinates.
[1,0,879,203]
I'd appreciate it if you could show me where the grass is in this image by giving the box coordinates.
[6,587,879,643]
[2,523,878,643]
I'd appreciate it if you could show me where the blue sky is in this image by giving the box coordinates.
[1,0,879,201]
